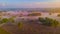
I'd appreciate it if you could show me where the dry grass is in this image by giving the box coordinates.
[1,22,60,34]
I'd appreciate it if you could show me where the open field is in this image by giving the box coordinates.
[1,21,60,34]
[0,10,60,34]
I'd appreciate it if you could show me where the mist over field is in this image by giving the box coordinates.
[0,0,60,34]
[0,8,60,34]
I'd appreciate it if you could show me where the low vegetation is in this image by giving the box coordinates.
[57,14,60,17]
[39,17,59,27]
[28,12,41,16]
[0,17,15,24]
[49,13,52,15]
[1,18,9,23]
[0,27,10,34]
[17,22,23,29]
[8,17,15,23]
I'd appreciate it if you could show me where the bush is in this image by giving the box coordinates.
[1,18,9,23]
[17,22,23,29]
[57,14,60,17]
[8,17,15,23]
[39,17,45,23]
[39,17,59,27]
[49,13,52,15]
[28,12,41,16]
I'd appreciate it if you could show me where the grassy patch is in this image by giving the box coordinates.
[0,27,10,34]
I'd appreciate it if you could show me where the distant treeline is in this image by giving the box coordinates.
[0,8,60,13]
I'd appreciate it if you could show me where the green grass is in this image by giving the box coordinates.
[0,27,10,34]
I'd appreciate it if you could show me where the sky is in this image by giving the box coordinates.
[0,0,60,8]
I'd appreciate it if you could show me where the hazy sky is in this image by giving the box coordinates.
[0,0,60,8]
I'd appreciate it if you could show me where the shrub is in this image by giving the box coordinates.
[28,12,41,16]
[1,18,9,23]
[39,17,45,23]
[52,19,59,27]
[49,13,52,15]
[17,22,23,29]
[57,14,60,17]
[39,17,59,27]
[8,17,15,23]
